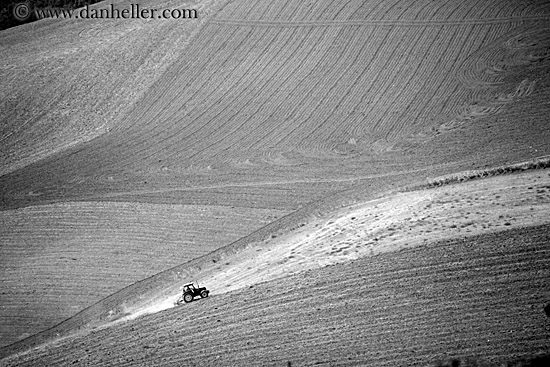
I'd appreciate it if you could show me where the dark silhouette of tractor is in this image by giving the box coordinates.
[175,283,209,305]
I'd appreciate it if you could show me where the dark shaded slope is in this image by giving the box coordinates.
[3,224,549,366]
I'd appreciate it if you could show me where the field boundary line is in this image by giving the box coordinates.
[77,167,432,201]
[210,16,550,28]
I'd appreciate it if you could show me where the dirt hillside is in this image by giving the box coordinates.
[2,224,549,366]
[1,0,550,363]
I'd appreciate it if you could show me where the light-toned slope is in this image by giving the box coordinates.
[2,0,550,210]
[0,202,287,347]
[123,168,550,319]
[0,0,224,176]
[3,224,549,366]
[202,169,550,295]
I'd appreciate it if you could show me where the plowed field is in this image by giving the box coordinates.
[0,202,286,346]
[2,224,549,366]
[2,168,548,360]
[1,0,550,364]
[2,0,550,210]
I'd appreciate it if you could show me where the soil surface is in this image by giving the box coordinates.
[1,0,550,364]
[2,224,548,366]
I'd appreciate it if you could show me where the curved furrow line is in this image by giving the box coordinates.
[454,0,503,21]
[158,29,298,164]
[306,0,343,22]
[411,24,491,130]
[453,23,524,89]
[116,26,275,166]
[228,0,268,20]
[346,0,396,21]
[505,1,541,18]
[492,2,524,19]
[261,0,295,21]
[322,26,431,145]
[275,0,304,23]
[284,0,311,22]
[416,0,462,21]
[269,27,383,153]
[142,33,302,165]
[118,33,249,144]
[318,0,367,22]
[104,23,240,142]
[373,0,405,21]
[326,27,418,137]
[104,25,273,168]
[468,27,521,89]
[210,25,352,157]
[504,27,550,67]
[455,25,544,116]
[380,25,475,140]
[348,26,437,139]
[183,26,331,146]
[376,0,415,20]
[360,38,431,135]
[456,23,517,107]
[230,0,550,23]
[515,1,550,19]
[262,25,375,152]
[369,70,443,140]
[350,24,474,140]
[105,16,230,136]
[247,26,377,154]
[504,26,550,49]
[230,26,348,153]
[178,27,323,163]
[373,0,460,22]
[183,35,349,162]
[291,27,397,151]
[210,15,550,28]
[177,27,317,133]
[261,0,294,20]
[190,25,348,158]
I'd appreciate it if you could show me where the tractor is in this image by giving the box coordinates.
[175,282,209,305]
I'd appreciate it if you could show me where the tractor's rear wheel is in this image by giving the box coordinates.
[200,290,209,298]
[183,293,194,303]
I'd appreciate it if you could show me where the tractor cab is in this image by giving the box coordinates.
[182,283,196,293]
[176,282,210,305]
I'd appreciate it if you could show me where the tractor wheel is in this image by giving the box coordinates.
[183,293,194,303]
[200,290,209,298]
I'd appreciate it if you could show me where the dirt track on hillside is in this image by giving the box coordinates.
[137,169,550,312]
